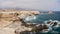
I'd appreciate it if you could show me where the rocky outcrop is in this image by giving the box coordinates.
[0,9,40,34]
[0,10,40,27]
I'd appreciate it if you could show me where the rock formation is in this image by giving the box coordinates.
[0,9,40,34]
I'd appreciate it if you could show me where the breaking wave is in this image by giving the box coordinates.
[24,16,36,21]
[43,20,60,33]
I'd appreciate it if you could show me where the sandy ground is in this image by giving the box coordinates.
[0,21,33,34]
[0,21,22,34]
[0,28,15,34]
[0,11,40,34]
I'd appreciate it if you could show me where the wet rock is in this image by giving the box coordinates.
[43,25,48,29]
[47,21,51,24]
[53,22,57,26]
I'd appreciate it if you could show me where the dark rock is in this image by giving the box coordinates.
[43,25,48,29]
[53,22,57,26]
[47,21,51,24]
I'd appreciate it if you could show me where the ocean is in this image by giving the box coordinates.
[27,11,60,23]
[25,11,60,34]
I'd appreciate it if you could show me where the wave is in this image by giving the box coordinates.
[24,16,60,33]
[44,20,60,33]
[44,20,60,27]
[24,16,36,21]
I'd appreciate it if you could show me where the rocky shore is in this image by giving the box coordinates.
[0,9,40,27]
[0,9,58,34]
[0,9,40,34]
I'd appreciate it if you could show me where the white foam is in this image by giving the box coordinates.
[52,20,59,23]
[42,29,50,33]
[44,21,48,24]
[35,24,40,27]
[44,20,53,24]
[25,16,36,21]
[49,20,53,21]
[54,24,59,27]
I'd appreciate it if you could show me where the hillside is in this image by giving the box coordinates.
[0,9,40,34]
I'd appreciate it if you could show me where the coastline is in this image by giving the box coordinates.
[0,9,40,34]
[0,9,59,34]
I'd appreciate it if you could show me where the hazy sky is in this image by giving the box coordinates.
[0,0,60,11]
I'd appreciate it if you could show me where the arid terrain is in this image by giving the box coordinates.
[0,9,40,34]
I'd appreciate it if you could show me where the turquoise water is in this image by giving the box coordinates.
[28,12,60,34]
[30,12,60,23]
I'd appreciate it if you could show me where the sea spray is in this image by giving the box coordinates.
[24,16,36,21]
[44,20,60,33]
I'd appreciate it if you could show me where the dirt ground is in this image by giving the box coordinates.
[0,21,22,34]
[0,10,40,34]
[0,28,15,34]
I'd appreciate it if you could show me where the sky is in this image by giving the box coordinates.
[0,0,60,11]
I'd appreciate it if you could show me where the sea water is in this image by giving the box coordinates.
[24,11,60,34]
[36,11,60,34]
